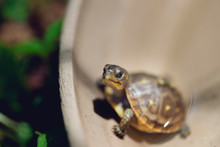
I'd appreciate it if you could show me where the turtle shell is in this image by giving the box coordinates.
[125,73,186,133]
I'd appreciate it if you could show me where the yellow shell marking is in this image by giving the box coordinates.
[149,100,154,106]
[165,105,171,111]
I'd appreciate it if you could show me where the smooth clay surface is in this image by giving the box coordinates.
[59,0,220,147]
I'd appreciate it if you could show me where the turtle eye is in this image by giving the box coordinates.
[115,71,124,79]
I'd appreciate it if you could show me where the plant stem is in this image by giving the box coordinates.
[0,113,18,131]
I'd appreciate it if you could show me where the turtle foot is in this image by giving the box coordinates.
[113,125,126,138]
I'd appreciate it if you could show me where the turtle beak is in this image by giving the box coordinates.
[102,69,114,86]
[102,72,110,83]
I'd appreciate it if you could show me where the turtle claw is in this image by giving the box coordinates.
[113,125,126,138]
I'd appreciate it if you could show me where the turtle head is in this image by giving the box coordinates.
[102,64,129,90]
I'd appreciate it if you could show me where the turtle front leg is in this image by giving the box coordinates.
[113,108,134,138]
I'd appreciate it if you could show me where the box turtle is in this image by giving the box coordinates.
[101,64,188,138]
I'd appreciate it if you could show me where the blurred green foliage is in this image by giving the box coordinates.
[44,20,63,49]
[0,19,63,146]
[0,45,24,113]
[0,19,62,110]
[0,0,68,146]
[0,113,33,147]
[1,0,30,22]
[13,20,62,56]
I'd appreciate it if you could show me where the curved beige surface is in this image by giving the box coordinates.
[59,0,220,146]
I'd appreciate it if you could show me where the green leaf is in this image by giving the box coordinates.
[13,39,46,56]
[36,132,47,147]
[43,19,63,52]
[1,0,29,22]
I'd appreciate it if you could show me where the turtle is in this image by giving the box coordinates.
[101,64,189,138]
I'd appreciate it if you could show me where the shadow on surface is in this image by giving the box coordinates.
[93,98,120,123]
